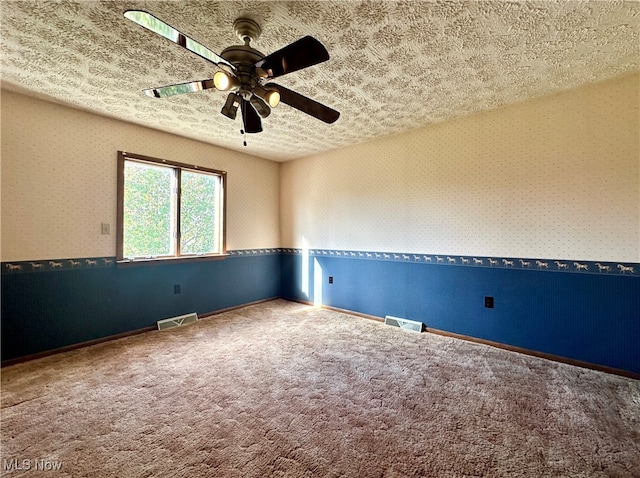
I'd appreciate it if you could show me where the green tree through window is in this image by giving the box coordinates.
[123,161,175,257]
[180,171,219,254]
[117,151,226,261]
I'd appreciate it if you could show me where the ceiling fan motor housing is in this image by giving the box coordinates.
[219,44,265,99]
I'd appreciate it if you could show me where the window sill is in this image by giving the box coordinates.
[116,254,229,267]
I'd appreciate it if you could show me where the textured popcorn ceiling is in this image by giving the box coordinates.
[1,1,639,162]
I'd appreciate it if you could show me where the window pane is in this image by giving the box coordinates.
[180,171,219,254]
[123,161,175,257]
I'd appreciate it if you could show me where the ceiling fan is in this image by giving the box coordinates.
[124,10,340,136]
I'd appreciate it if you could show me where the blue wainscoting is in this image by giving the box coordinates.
[4,248,639,375]
[1,251,281,362]
[281,250,640,375]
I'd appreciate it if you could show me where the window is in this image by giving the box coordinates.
[117,151,226,262]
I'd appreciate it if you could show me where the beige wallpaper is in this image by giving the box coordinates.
[3,73,638,264]
[280,73,640,263]
[1,90,281,262]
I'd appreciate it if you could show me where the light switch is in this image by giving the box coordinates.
[101,223,110,234]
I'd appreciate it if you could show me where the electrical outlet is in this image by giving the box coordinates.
[484,296,494,308]
[328,276,333,284]
[101,223,110,235]
[174,284,181,294]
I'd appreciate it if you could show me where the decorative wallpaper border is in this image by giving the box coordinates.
[2,249,638,276]
[2,257,116,274]
[1,250,281,274]
[279,249,639,277]
[227,249,280,257]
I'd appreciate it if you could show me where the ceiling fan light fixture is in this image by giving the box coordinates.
[265,89,280,108]
[213,71,238,91]
[221,92,241,119]
[250,95,271,118]
[254,85,280,108]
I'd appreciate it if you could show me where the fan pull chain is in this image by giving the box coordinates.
[241,101,246,147]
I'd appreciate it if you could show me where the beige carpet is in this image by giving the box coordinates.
[1,299,638,477]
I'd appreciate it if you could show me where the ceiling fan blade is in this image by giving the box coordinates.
[240,99,263,133]
[143,79,215,98]
[255,36,329,79]
[266,83,340,124]
[124,10,235,72]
